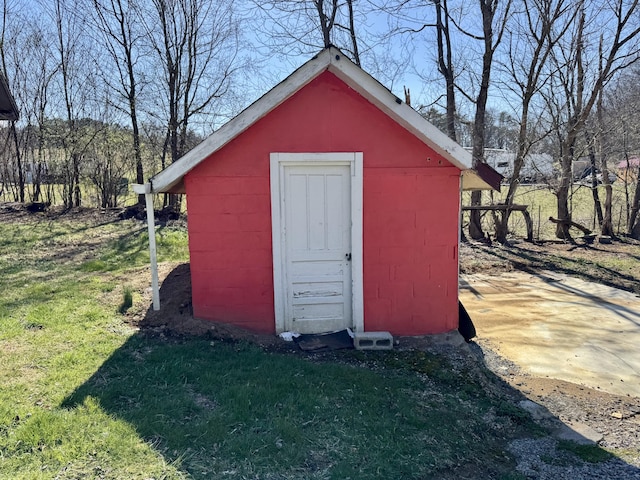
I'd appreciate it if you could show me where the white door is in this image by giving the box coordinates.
[282,164,352,333]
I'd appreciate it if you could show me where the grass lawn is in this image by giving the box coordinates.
[0,207,602,479]
[463,182,636,241]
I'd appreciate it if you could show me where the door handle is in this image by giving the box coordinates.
[345,253,352,261]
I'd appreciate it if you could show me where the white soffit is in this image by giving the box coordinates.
[461,170,493,190]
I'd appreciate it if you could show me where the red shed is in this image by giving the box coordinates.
[135,47,494,336]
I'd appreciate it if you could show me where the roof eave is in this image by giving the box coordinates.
[326,53,472,171]
[0,72,18,121]
[150,49,335,193]
[149,46,473,193]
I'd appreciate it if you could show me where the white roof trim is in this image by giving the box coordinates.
[150,46,474,193]
[326,55,472,171]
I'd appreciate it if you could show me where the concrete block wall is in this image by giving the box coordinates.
[363,170,460,335]
[186,175,275,333]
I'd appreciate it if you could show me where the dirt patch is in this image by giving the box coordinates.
[460,238,640,294]
[0,202,187,229]
[0,202,129,225]
[128,263,289,350]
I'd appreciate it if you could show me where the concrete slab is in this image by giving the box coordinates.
[460,271,640,398]
[555,421,603,445]
[518,400,603,444]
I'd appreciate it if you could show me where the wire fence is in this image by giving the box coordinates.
[462,182,638,241]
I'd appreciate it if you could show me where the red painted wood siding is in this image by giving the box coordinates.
[185,70,460,335]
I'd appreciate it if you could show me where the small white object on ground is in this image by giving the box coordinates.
[279,331,301,342]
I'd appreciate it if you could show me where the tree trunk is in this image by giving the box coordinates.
[556,152,573,240]
[596,81,614,237]
[469,191,485,239]
[32,163,42,202]
[629,178,640,239]
[469,0,498,241]
[73,153,81,207]
[601,184,614,236]
[586,140,603,227]
[494,138,530,242]
[168,123,180,211]
[133,117,144,205]
[631,215,640,239]
[315,0,336,48]
[10,121,24,203]
[435,0,456,142]
[346,0,359,66]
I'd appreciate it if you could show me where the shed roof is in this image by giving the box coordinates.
[148,46,492,194]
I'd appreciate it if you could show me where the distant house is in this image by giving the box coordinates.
[616,157,640,182]
[135,47,496,336]
[481,149,556,184]
[573,158,617,185]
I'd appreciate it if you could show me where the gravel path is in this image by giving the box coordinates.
[508,437,640,479]
[470,340,640,479]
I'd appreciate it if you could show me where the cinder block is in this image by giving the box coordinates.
[354,331,393,350]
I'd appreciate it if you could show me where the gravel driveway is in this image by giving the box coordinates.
[460,271,640,478]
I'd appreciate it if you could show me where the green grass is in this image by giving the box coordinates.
[0,209,621,479]
[59,340,523,479]
[118,286,134,314]
[557,441,614,464]
[0,213,189,478]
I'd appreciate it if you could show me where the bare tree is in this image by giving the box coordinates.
[542,0,640,240]
[28,27,58,204]
[86,121,132,208]
[606,71,640,238]
[630,169,640,238]
[252,0,363,65]
[468,0,512,240]
[592,69,640,235]
[374,0,458,138]
[346,0,360,64]
[434,0,457,140]
[90,0,146,205]
[51,0,87,208]
[2,8,59,204]
[494,0,577,242]
[0,0,24,202]
[614,73,640,237]
[142,0,242,210]
[580,89,605,233]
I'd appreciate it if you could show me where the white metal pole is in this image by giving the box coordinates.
[145,191,160,310]
[133,183,160,310]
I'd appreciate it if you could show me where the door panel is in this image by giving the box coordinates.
[283,165,352,333]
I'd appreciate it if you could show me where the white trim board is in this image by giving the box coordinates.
[270,152,364,334]
[148,46,487,194]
